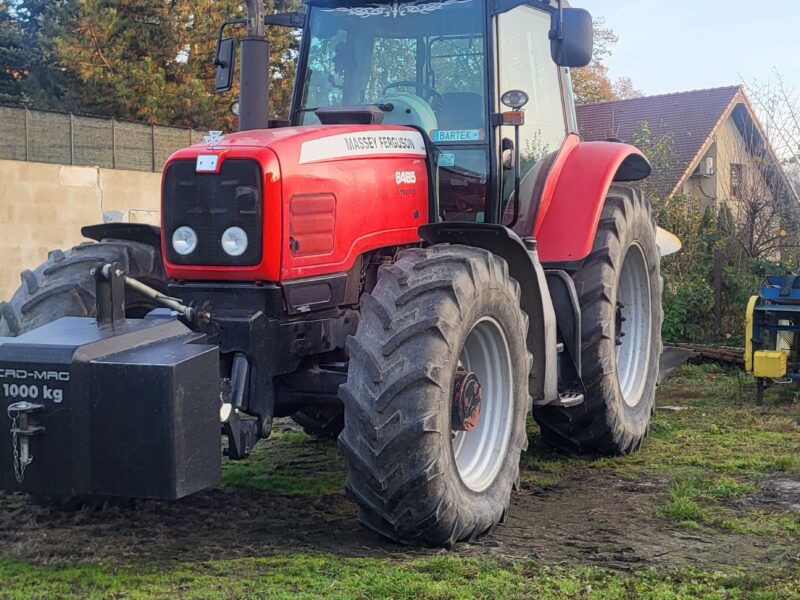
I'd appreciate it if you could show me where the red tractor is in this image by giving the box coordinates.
[0,0,663,546]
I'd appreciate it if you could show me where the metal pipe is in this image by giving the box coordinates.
[507,122,522,229]
[123,275,195,319]
[239,0,270,131]
[99,263,203,323]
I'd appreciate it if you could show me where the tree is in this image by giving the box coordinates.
[744,71,800,193]
[571,17,640,105]
[35,0,300,129]
[0,0,79,109]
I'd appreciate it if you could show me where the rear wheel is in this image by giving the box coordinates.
[534,184,662,455]
[339,245,531,546]
[0,239,166,335]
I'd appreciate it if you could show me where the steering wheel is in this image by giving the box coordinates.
[383,81,445,111]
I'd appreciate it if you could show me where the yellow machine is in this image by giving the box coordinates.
[744,276,800,403]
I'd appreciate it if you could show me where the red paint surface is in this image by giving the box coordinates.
[532,133,579,236]
[162,126,428,282]
[535,141,647,263]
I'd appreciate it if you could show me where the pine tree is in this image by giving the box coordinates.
[0,0,79,109]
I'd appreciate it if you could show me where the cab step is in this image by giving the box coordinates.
[555,392,584,407]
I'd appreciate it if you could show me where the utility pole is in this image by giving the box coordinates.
[239,0,270,131]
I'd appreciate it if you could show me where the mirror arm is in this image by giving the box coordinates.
[215,18,246,67]
[264,11,304,28]
[554,0,564,41]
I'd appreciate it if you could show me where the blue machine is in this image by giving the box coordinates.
[745,275,800,403]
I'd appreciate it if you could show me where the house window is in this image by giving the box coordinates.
[731,163,744,198]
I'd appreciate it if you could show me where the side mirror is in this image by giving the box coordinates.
[550,7,593,68]
[214,37,237,93]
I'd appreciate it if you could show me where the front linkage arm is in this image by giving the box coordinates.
[92,263,258,460]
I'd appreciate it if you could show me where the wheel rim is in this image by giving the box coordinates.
[452,317,514,492]
[615,243,652,407]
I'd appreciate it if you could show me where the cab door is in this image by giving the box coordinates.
[495,4,570,232]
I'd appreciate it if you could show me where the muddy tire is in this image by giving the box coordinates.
[339,245,531,546]
[534,185,662,455]
[0,239,166,336]
[291,406,344,439]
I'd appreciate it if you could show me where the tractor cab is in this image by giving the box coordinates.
[288,0,592,224]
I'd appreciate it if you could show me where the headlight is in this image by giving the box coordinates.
[221,226,248,257]
[172,226,197,255]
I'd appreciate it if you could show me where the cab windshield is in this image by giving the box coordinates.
[297,0,490,222]
[297,0,486,136]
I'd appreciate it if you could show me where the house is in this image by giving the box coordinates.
[575,86,798,208]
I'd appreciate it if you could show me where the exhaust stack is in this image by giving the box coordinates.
[239,0,270,131]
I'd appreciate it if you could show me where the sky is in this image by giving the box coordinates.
[578,0,800,97]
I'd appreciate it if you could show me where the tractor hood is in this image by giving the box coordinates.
[169,125,428,170]
[161,125,430,283]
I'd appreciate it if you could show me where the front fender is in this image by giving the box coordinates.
[82,223,162,249]
[535,141,650,264]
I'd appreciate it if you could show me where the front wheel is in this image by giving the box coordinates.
[534,184,662,455]
[339,245,531,546]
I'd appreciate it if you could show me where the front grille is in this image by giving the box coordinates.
[163,159,263,266]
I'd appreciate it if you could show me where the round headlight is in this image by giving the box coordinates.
[221,226,248,257]
[172,226,197,255]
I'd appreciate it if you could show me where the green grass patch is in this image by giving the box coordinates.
[221,430,345,496]
[523,364,800,540]
[2,554,800,600]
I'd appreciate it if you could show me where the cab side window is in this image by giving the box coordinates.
[497,6,567,179]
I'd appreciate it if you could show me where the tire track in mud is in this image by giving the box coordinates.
[1,469,796,572]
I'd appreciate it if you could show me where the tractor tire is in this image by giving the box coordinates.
[534,184,662,455]
[339,244,531,546]
[291,406,344,439]
[0,239,166,337]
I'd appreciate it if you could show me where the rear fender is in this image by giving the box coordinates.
[535,141,650,264]
[418,222,559,405]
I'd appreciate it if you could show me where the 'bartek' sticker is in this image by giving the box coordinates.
[299,130,426,164]
[431,129,484,143]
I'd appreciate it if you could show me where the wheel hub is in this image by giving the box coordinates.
[451,367,482,431]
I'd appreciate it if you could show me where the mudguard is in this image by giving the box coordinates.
[535,141,651,264]
[419,222,559,405]
[82,223,162,249]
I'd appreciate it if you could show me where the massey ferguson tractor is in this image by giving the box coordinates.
[0,0,665,546]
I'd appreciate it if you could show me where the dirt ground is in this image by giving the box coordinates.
[0,436,797,575]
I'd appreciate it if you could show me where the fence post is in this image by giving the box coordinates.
[111,119,117,169]
[151,124,156,172]
[713,250,723,336]
[69,113,75,165]
[24,108,30,162]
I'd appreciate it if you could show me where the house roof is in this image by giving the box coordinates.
[576,86,745,198]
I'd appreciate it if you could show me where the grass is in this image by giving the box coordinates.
[522,362,800,539]
[220,428,345,496]
[2,554,800,600]
[2,362,799,598]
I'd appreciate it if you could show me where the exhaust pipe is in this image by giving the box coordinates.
[239,0,269,131]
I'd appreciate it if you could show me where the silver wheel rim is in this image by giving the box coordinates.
[452,316,514,492]
[616,243,652,407]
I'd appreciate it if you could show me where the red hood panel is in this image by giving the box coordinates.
[162,125,429,282]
